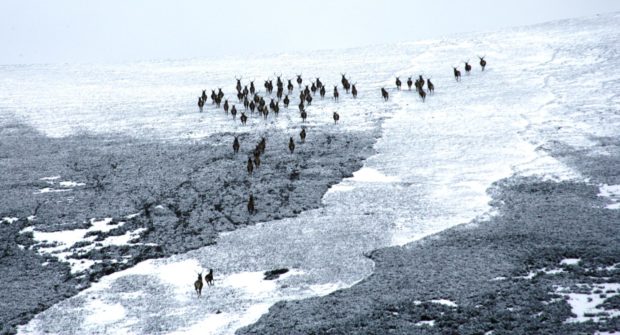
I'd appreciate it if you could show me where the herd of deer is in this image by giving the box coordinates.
[192,56,488,296]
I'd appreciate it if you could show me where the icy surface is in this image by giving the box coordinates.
[12,12,620,335]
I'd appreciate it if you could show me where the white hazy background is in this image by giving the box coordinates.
[1,0,619,65]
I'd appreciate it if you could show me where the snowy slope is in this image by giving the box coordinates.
[11,12,620,335]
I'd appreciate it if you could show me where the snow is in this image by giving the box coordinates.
[599,185,620,209]
[58,181,86,188]
[16,12,620,335]
[430,299,458,308]
[560,258,581,266]
[556,283,620,323]
[415,320,435,327]
[18,218,146,274]
[39,176,61,181]
[34,187,71,194]
[2,217,19,224]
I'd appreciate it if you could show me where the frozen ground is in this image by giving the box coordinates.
[3,11,620,335]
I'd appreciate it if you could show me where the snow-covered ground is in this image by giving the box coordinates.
[7,12,620,335]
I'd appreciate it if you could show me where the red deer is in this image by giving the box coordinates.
[194,272,203,297]
[248,194,255,214]
[201,89,208,102]
[320,86,326,98]
[453,67,461,82]
[333,86,339,101]
[316,77,323,89]
[247,157,253,174]
[479,56,487,71]
[407,77,413,90]
[243,96,249,110]
[231,105,237,120]
[204,269,214,286]
[287,79,294,94]
[296,74,303,88]
[301,110,307,122]
[305,94,312,106]
[427,79,434,94]
[240,112,248,125]
[381,88,389,101]
[300,128,306,142]
[351,84,358,98]
[259,137,266,153]
[333,112,340,124]
[464,61,472,74]
[395,77,402,90]
[283,95,290,108]
[233,136,240,153]
[418,88,426,102]
[249,101,256,113]
[236,77,242,92]
[288,137,295,153]
[223,99,229,114]
[198,97,204,113]
[311,82,317,95]
[250,81,256,95]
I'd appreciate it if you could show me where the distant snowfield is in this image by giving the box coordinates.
[10,12,620,334]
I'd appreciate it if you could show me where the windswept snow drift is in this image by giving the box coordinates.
[10,12,620,335]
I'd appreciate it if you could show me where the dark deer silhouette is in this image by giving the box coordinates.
[296,74,303,88]
[453,67,461,82]
[247,157,254,174]
[418,88,427,102]
[249,101,256,113]
[407,77,413,90]
[194,272,203,297]
[287,79,294,94]
[250,81,256,95]
[395,77,402,90]
[320,85,326,98]
[223,99,229,114]
[381,88,389,101]
[198,97,204,113]
[351,84,358,98]
[464,61,472,74]
[288,137,295,153]
[283,95,290,108]
[248,194,255,214]
[231,105,237,120]
[240,112,248,125]
[301,110,307,122]
[243,96,250,110]
[204,269,214,286]
[316,77,323,89]
[201,89,208,102]
[427,79,434,94]
[479,56,487,71]
[333,112,340,124]
[305,94,312,106]
[233,136,240,153]
[333,86,339,101]
[300,128,306,143]
[340,74,349,89]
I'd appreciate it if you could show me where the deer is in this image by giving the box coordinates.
[243,85,249,97]
[201,89,208,102]
[453,67,461,82]
[250,81,256,95]
[464,60,472,74]
[204,269,214,286]
[407,77,413,90]
[333,112,340,124]
[223,99,229,114]
[198,97,204,113]
[381,87,389,101]
[231,105,237,120]
[395,77,402,90]
[194,272,204,297]
[217,88,224,100]
[300,128,306,143]
[418,88,427,102]
[301,110,307,122]
[233,136,240,154]
[311,82,317,95]
[296,74,303,88]
[479,56,487,71]
[333,86,339,101]
[298,101,305,113]
[320,85,326,98]
[259,137,266,154]
[247,157,254,174]
[305,94,312,106]
[235,77,242,92]
[427,78,434,94]
[240,112,248,125]
[340,74,349,89]
[283,95,290,108]
[316,77,323,89]
[249,101,256,113]
[351,83,358,98]
[248,194,255,214]
[288,137,295,153]
[287,79,294,94]
[243,96,250,110]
